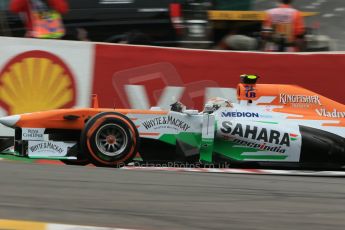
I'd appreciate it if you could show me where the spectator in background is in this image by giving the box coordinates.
[262,0,305,52]
[9,0,69,38]
[215,30,258,51]
[105,30,152,45]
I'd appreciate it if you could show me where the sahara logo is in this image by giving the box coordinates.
[0,50,76,114]
[220,121,298,147]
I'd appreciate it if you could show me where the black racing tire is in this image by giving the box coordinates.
[81,112,139,167]
[60,144,90,166]
[300,126,345,166]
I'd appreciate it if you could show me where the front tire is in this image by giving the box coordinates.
[81,112,139,167]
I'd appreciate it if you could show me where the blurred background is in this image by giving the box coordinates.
[0,0,344,51]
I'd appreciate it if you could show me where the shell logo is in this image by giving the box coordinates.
[0,50,76,115]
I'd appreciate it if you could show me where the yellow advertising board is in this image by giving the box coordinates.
[208,10,318,21]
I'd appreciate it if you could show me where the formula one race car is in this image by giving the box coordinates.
[0,75,345,168]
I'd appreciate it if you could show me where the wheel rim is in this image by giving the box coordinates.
[95,124,128,157]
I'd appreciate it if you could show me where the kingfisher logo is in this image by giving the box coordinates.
[0,51,76,114]
[221,111,259,118]
[279,94,322,105]
[220,121,298,147]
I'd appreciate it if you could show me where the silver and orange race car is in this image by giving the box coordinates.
[0,75,344,168]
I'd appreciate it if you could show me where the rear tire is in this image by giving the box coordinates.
[300,126,345,167]
[81,112,139,167]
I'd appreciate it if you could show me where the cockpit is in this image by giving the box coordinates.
[170,97,232,114]
[203,97,233,114]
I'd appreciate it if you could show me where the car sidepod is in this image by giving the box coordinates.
[214,118,302,163]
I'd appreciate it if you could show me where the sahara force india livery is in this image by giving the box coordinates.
[0,76,345,168]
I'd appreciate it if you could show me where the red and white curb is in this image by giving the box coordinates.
[0,219,136,230]
[122,166,345,177]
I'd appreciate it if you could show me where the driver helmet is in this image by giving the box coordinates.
[203,97,232,113]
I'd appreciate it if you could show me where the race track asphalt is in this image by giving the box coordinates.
[0,161,344,230]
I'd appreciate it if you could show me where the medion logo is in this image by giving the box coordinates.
[279,94,322,105]
[142,115,191,131]
[220,121,295,147]
[316,108,345,118]
[221,111,259,118]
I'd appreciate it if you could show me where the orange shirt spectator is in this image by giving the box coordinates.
[263,0,304,51]
[9,0,69,37]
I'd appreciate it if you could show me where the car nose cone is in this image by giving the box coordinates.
[0,115,20,127]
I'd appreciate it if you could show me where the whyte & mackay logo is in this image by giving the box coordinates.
[142,115,191,131]
[29,142,64,154]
